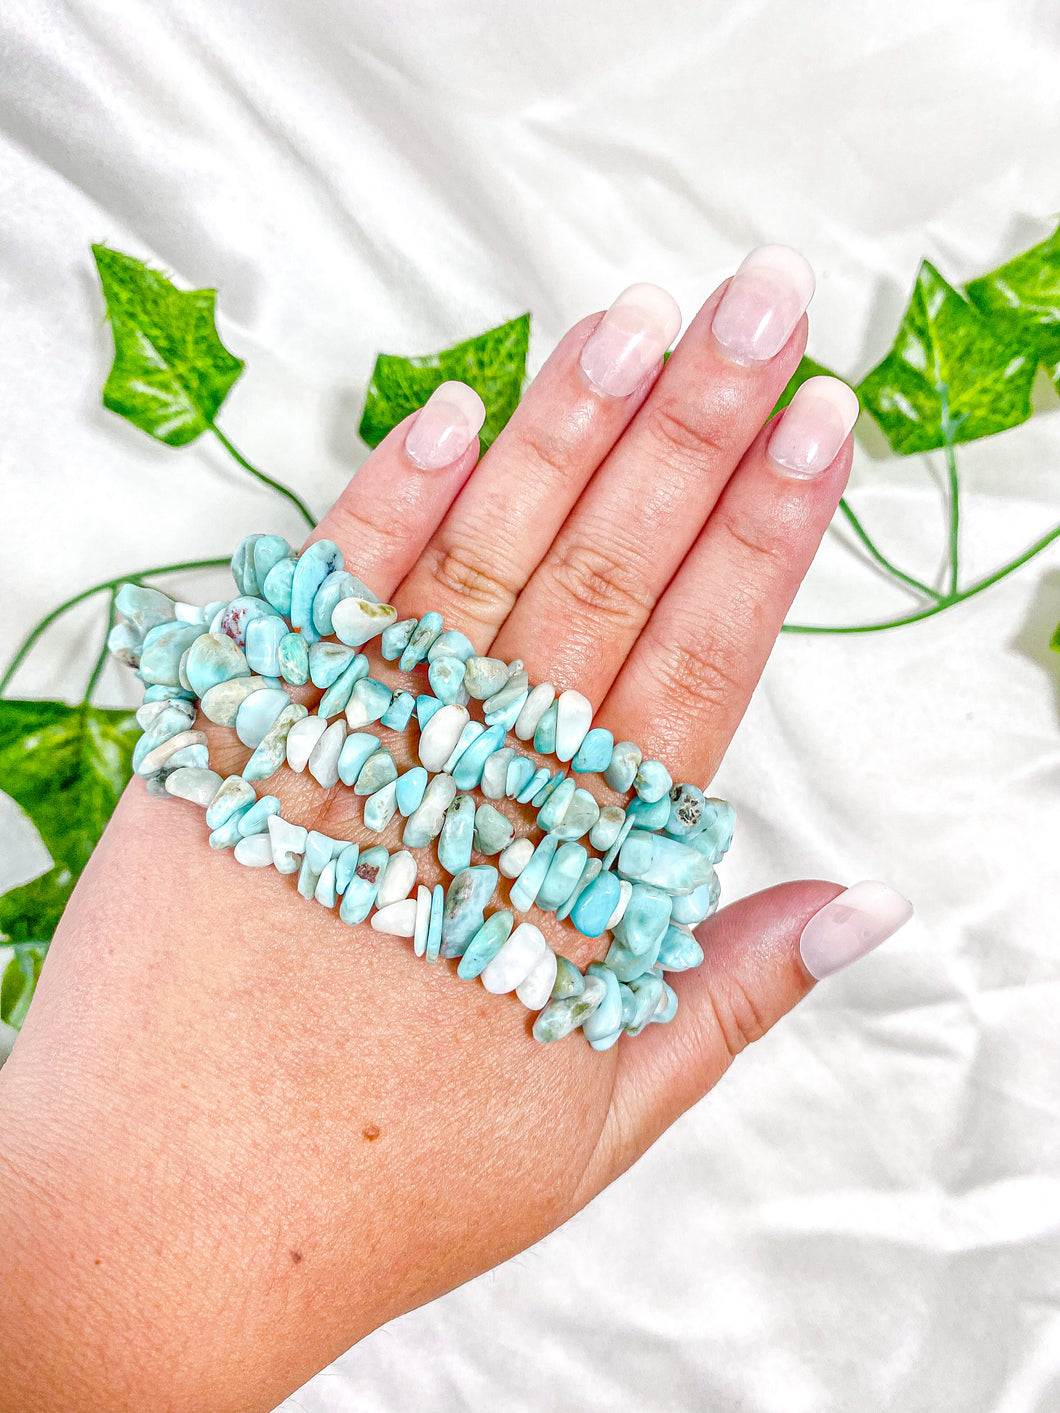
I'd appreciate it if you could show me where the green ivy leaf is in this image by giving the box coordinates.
[772,355,838,415]
[359,314,531,454]
[1,944,47,1030]
[857,260,1036,455]
[0,701,138,953]
[93,244,244,446]
[965,223,1060,391]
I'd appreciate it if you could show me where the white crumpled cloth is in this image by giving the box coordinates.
[2,2,1059,1409]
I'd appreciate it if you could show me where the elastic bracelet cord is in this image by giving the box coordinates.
[109,533,735,1049]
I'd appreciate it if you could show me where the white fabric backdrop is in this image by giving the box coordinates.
[2,2,1060,1409]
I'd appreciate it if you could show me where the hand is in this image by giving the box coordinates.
[0,248,903,1413]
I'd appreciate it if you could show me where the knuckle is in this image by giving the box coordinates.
[707,975,770,1060]
[330,503,404,560]
[718,506,787,570]
[424,540,519,620]
[548,537,653,631]
[644,633,745,716]
[512,420,576,480]
[642,398,729,471]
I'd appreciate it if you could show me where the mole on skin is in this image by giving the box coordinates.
[362,1123,381,1141]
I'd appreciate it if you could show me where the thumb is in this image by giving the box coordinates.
[610,879,914,1160]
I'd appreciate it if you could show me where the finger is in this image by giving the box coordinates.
[490,246,815,701]
[396,288,682,647]
[306,381,486,600]
[599,377,858,785]
[607,878,915,1165]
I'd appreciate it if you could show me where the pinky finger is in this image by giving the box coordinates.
[305,381,486,600]
[583,877,912,1197]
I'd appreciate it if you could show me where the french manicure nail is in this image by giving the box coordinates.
[768,375,859,476]
[579,283,683,398]
[711,245,815,364]
[799,881,914,980]
[404,381,486,470]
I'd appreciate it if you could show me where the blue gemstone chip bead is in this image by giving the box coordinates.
[262,557,297,616]
[582,963,623,1050]
[509,834,559,912]
[339,844,389,924]
[438,793,476,875]
[569,871,621,938]
[291,540,343,641]
[380,691,416,731]
[440,865,499,958]
[571,727,614,774]
[634,758,672,804]
[400,611,444,671]
[277,632,310,685]
[457,910,513,979]
[425,883,445,963]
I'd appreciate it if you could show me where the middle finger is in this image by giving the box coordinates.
[490,245,815,700]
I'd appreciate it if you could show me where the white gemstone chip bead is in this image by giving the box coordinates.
[308,719,347,787]
[376,851,418,908]
[481,922,548,994]
[137,730,209,775]
[267,814,308,873]
[314,861,338,908]
[413,884,432,958]
[605,879,634,930]
[554,690,593,763]
[233,834,274,867]
[286,714,329,772]
[515,946,559,1010]
[173,600,210,624]
[199,676,270,727]
[498,837,535,879]
[417,704,470,772]
[371,899,419,937]
[331,597,399,647]
[164,767,223,807]
[235,688,289,748]
[137,699,192,730]
[514,683,556,741]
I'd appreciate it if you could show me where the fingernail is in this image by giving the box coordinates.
[404,381,486,470]
[579,283,683,398]
[768,376,859,476]
[799,881,914,980]
[711,245,815,364]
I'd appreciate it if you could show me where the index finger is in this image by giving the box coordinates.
[305,381,486,600]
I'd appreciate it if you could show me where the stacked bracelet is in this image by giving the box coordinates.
[108,533,735,1050]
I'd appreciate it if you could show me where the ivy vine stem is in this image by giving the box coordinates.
[944,438,961,597]
[939,389,965,598]
[82,588,118,705]
[837,497,941,601]
[782,520,1060,634]
[210,425,316,529]
[0,557,230,697]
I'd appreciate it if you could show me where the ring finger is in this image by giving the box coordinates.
[600,376,859,785]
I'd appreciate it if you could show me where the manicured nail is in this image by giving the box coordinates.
[404,381,486,470]
[711,245,815,364]
[579,283,683,398]
[768,376,859,476]
[799,881,914,980]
